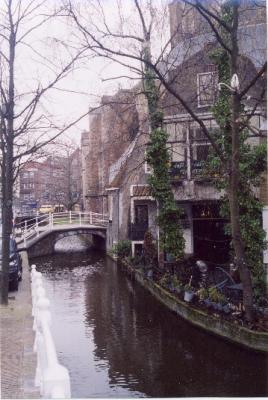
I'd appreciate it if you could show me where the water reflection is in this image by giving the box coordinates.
[33,251,268,398]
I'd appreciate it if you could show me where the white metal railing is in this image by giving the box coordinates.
[31,265,71,399]
[15,211,109,247]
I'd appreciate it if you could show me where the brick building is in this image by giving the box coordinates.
[19,149,82,215]
[82,0,267,263]
[82,90,140,214]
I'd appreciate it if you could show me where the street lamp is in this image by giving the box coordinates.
[218,73,240,93]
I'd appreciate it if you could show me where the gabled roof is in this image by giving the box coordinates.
[160,23,266,74]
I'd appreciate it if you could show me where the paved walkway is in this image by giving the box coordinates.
[0,252,39,399]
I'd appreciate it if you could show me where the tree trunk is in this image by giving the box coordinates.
[228,1,254,322]
[1,127,14,304]
[1,7,15,305]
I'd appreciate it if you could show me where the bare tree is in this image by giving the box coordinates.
[65,0,266,321]
[45,140,82,211]
[0,0,89,304]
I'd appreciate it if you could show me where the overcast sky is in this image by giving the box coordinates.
[0,0,169,148]
[14,1,137,145]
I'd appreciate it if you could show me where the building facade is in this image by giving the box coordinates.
[82,0,267,264]
[19,149,82,215]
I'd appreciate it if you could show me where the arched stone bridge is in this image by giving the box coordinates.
[15,211,109,258]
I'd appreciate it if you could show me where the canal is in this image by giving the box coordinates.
[32,250,268,398]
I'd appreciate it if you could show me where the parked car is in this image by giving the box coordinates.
[39,204,54,214]
[0,233,22,291]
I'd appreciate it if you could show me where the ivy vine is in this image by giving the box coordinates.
[207,1,267,304]
[144,66,185,261]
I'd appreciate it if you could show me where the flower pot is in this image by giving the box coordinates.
[175,286,182,294]
[211,302,218,310]
[184,290,194,302]
[147,269,153,279]
[204,299,212,307]
[223,304,230,314]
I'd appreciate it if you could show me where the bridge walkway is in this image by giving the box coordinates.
[15,211,109,250]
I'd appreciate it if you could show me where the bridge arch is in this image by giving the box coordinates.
[15,211,108,258]
[26,228,106,258]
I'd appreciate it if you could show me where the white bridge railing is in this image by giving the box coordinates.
[15,211,109,247]
[31,265,71,398]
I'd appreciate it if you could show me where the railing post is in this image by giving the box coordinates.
[69,211,72,224]
[79,212,82,226]
[90,211,93,225]
[23,220,27,247]
[31,265,71,398]
[36,215,39,237]
[51,213,54,227]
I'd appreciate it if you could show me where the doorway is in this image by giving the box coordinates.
[192,202,230,264]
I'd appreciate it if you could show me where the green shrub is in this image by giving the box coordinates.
[197,287,209,301]
[208,287,220,302]
[143,230,158,267]
[159,273,170,288]
[111,240,131,258]
[171,274,182,289]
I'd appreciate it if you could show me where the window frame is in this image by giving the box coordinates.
[197,71,218,108]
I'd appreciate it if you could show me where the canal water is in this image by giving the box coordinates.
[32,250,268,398]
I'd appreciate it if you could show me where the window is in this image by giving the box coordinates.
[23,183,34,189]
[166,123,186,142]
[190,123,217,178]
[144,150,152,174]
[191,142,210,177]
[197,71,218,107]
[196,145,210,161]
[23,172,28,178]
[145,161,152,174]
[134,204,148,227]
[23,194,30,200]
[182,7,196,35]
[170,143,186,163]
[133,243,143,257]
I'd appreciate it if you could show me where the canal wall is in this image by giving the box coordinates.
[118,261,268,353]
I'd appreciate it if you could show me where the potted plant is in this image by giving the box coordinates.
[197,287,209,303]
[159,273,170,289]
[217,293,230,313]
[146,269,153,279]
[171,274,183,294]
[208,287,220,310]
[184,276,195,302]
